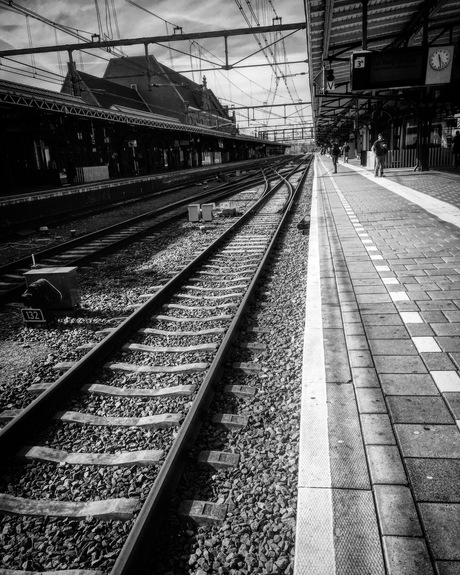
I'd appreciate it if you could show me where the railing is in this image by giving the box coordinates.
[363,148,455,169]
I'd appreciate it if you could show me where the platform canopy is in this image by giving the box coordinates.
[306,0,460,143]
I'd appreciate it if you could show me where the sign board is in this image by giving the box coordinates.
[350,46,454,90]
[21,308,46,324]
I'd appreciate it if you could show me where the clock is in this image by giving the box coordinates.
[429,48,450,70]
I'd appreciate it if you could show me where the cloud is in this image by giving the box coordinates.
[0,0,311,128]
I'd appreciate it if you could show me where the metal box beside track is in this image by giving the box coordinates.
[188,204,201,222]
[201,204,214,222]
[24,267,81,310]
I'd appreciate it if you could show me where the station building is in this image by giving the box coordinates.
[0,54,287,195]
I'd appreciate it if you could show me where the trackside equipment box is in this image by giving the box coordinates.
[188,204,201,222]
[201,204,214,222]
[24,267,81,309]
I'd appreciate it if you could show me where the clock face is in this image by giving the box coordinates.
[430,48,450,70]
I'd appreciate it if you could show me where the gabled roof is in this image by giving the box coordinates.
[103,55,227,121]
[61,69,149,112]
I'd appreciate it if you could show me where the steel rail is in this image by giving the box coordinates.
[0,162,303,454]
[0,166,287,305]
[111,159,311,575]
[0,158,311,574]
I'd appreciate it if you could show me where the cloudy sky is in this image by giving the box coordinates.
[0,0,310,132]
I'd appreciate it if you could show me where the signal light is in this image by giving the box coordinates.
[326,69,335,82]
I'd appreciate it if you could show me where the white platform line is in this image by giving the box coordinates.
[295,156,336,574]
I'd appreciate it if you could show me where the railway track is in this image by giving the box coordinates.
[0,163,292,306]
[0,158,310,574]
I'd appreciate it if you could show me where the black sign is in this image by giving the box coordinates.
[351,48,425,90]
[21,308,46,323]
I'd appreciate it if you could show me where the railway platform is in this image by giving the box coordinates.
[295,157,460,574]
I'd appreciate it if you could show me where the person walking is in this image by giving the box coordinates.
[343,142,350,162]
[330,141,341,173]
[371,133,388,177]
[453,130,460,168]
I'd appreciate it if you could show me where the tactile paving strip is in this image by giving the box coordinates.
[332,489,386,575]
[327,383,370,490]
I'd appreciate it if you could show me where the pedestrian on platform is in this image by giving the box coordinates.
[371,133,388,177]
[330,141,341,173]
[343,142,350,162]
[453,130,460,168]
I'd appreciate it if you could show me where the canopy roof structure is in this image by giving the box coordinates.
[305,0,460,143]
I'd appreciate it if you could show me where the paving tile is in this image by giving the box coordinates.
[444,393,460,419]
[356,293,392,304]
[412,337,442,353]
[360,303,399,314]
[400,311,424,323]
[395,424,460,458]
[380,374,439,395]
[436,337,460,352]
[420,311,447,323]
[374,485,422,536]
[418,301,459,311]
[405,458,460,502]
[432,323,460,336]
[353,278,384,286]
[369,339,418,355]
[366,445,407,485]
[352,367,380,388]
[419,503,460,560]
[324,328,352,383]
[356,388,387,413]
[361,414,395,445]
[340,301,359,313]
[431,371,460,392]
[339,291,357,303]
[435,561,460,575]
[342,311,361,323]
[374,355,427,374]
[344,322,365,336]
[394,301,421,313]
[390,292,411,302]
[349,349,374,368]
[451,353,460,370]
[429,290,460,300]
[382,536,434,575]
[364,325,410,339]
[346,335,369,350]
[421,352,458,371]
[362,314,404,326]
[354,285,388,294]
[406,283,439,291]
[406,291,432,301]
[444,311,460,322]
[387,396,453,424]
[407,323,435,337]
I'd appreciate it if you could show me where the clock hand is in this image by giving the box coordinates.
[439,54,442,67]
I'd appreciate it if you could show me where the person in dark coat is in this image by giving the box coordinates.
[453,130,460,168]
[371,133,388,177]
[330,141,341,173]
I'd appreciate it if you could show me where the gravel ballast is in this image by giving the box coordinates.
[0,169,312,574]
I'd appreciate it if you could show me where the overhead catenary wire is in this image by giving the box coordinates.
[0,0,309,135]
